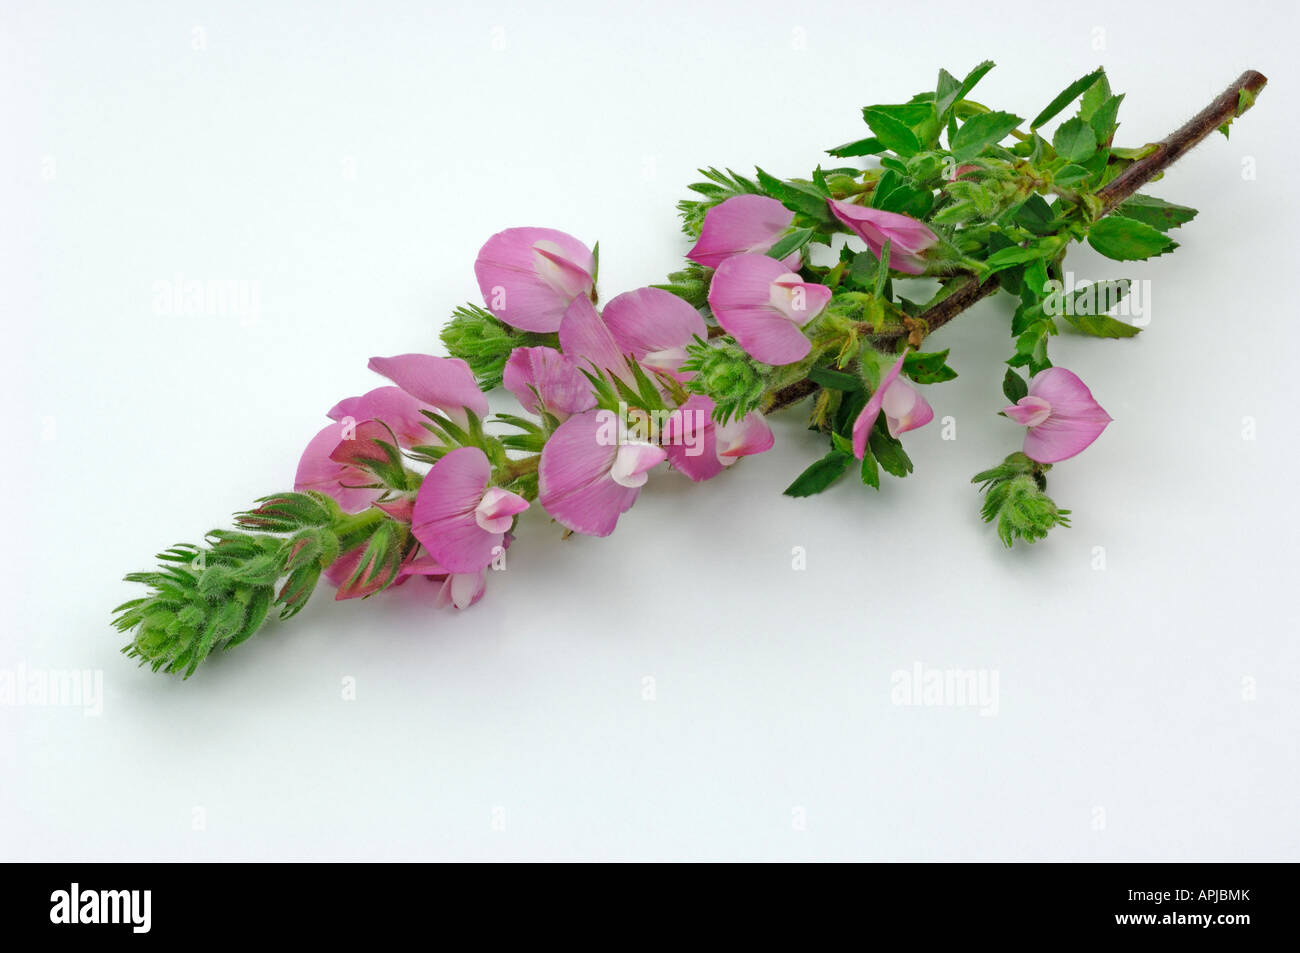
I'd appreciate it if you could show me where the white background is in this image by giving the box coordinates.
[3,0,1296,861]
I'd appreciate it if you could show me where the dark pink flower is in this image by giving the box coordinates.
[828,199,938,275]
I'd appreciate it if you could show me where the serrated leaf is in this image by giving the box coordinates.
[950,110,1023,162]
[1031,67,1106,129]
[1087,215,1178,261]
[784,450,853,497]
[1053,117,1098,163]
[862,108,922,157]
[1115,194,1198,231]
[1002,368,1028,403]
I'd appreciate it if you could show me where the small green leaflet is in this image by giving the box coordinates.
[936,59,995,120]
[1087,216,1178,261]
[1058,280,1140,338]
[784,450,852,497]
[827,136,884,158]
[1030,67,1106,129]
[950,111,1023,162]
[1052,117,1098,163]
[1115,194,1198,231]
[1002,368,1028,403]
[755,168,833,222]
[903,349,958,384]
[766,227,815,262]
[862,108,922,157]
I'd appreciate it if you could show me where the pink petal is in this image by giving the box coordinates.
[1021,368,1112,463]
[502,346,596,419]
[609,442,668,488]
[367,354,489,421]
[687,195,797,269]
[411,446,502,573]
[294,422,381,513]
[715,411,775,459]
[1002,395,1052,427]
[601,287,706,366]
[558,294,630,379]
[475,486,529,533]
[708,254,821,366]
[662,395,725,482]
[474,227,595,333]
[851,352,907,459]
[880,380,934,437]
[327,386,431,448]
[538,410,642,537]
[328,418,398,469]
[828,199,937,275]
[434,570,487,609]
[767,274,832,327]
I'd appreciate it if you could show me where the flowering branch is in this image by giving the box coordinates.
[113,63,1268,676]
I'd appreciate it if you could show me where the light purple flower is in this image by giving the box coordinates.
[412,447,529,573]
[707,253,831,366]
[660,395,775,482]
[538,410,667,537]
[828,199,938,275]
[294,421,382,513]
[851,351,935,459]
[327,386,431,448]
[1002,367,1112,463]
[474,227,595,332]
[687,195,801,269]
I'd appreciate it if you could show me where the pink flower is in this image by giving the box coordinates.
[327,386,431,448]
[367,354,489,426]
[502,346,596,421]
[538,409,667,537]
[661,395,775,482]
[412,447,529,573]
[687,195,801,269]
[851,352,935,459]
[828,199,938,275]
[707,253,831,366]
[396,550,489,610]
[1002,367,1112,463]
[295,421,382,513]
[474,227,595,333]
[559,287,706,382]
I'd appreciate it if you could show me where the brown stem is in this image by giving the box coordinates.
[765,68,1267,415]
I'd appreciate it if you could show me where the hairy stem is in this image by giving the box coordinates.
[764,68,1267,416]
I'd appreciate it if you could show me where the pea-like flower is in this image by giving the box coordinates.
[851,352,935,459]
[828,199,938,275]
[687,195,801,269]
[707,253,831,366]
[1002,367,1112,463]
[474,227,595,332]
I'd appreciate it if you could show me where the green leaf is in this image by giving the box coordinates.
[937,59,995,119]
[860,445,880,489]
[983,243,1048,276]
[784,450,853,497]
[766,227,815,263]
[1087,215,1178,261]
[808,366,865,392]
[827,136,884,158]
[1002,368,1028,403]
[862,107,922,157]
[1013,194,1056,235]
[950,111,1023,162]
[1052,164,1091,186]
[869,425,913,478]
[1052,117,1098,163]
[1115,194,1198,231]
[755,168,834,222]
[1031,67,1106,129]
[903,349,958,384]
